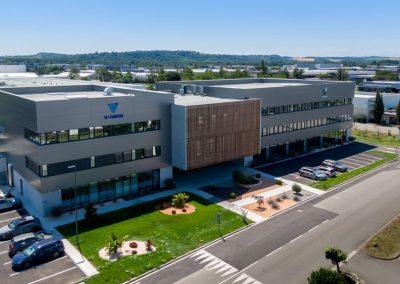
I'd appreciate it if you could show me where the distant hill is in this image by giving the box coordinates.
[0,50,398,67]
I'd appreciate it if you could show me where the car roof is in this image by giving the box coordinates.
[301,167,313,170]
[33,237,62,248]
[17,215,36,221]
[12,232,36,242]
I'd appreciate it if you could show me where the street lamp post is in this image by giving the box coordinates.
[67,165,79,246]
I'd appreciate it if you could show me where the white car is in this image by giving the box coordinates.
[0,198,21,212]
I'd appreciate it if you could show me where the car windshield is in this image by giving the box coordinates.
[336,161,344,166]
[23,246,36,256]
[8,219,22,229]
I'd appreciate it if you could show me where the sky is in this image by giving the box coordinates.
[1,0,400,57]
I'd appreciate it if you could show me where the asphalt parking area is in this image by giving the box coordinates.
[257,142,384,185]
[0,209,86,284]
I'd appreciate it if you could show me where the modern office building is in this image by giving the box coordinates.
[157,78,354,164]
[0,78,354,217]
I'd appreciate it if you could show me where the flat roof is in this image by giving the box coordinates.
[174,94,241,106]
[209,82,310,89]
[14,91,130,102]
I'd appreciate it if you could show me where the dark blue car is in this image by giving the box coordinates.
[12,238,64,270]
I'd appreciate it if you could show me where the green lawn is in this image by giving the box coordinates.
[311,150,398,190]
[365,214,400,259]
[57,194,248,284]
[352,129,400,148]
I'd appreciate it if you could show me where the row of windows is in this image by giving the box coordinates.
[25,145,161,177]
[24,120,161,145]
[261,98,352,116]
[61,169,160,212]
[261,115,352,136]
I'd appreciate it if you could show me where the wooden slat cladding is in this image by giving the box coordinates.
[186,99,260,170]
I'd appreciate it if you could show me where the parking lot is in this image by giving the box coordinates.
[0,208,86,284]
[257,142,384,185]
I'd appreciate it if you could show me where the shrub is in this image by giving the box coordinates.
[51,206,62,217]
[182,208,187,213]
[271,202,280,210]
[146,240,153,251]
[84,202,98,225]
[257,198,265,208]
[308,268,345,284]
[232,170,258,185]
[371,241,378,247]
[165,178,176,189]
[293,195,301,202]
[267,198,274,205]
[276,197,282,203]
[229,192,237,199]
[106,233,122,255]
[172,210,176,214]
[129,242,138,249]
[282,192,288,199]
[255,173,261,178]
[292,183,302,195]
[171,192,189,208]
[275,179,283,185]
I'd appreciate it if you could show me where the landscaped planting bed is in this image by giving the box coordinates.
[57,194,247,284]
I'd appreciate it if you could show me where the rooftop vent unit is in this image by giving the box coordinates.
[180,85,188,95]
[103,87,114,96]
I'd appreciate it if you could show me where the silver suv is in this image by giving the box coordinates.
[322,160,348,172]
[314,166,337,177]
[0,216,42,240]
[299,167,328,181]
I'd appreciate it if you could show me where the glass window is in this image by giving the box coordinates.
[57,130,69,143]
[46,132,57,144]
[131,149,136,160]
[135,149,145,160]
[123,176,131,196]
[115,178,123,199]
[79,128,90,140]
[131,174,138,194]
[69,129,79,141]
[114,152,123,163]
[123,151,131,161]
[89,127,95,138]
[89,182,98,204]
[41,165,48,177]
[40,133,46,145]
[95,126,103,137]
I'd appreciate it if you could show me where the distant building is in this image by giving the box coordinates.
[0,65,26,73]
[358,81,400,93]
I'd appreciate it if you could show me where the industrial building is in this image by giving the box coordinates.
[0,78,354,217]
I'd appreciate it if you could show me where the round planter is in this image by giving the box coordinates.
[236,178,262,189]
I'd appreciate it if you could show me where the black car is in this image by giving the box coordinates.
[12,238,64,270]
[9,232,52,257]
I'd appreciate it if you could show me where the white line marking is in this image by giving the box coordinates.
[266,246,282,257]
[322,219,329,224]
[25,266,78,284]
[347,250,357,260]
[3,261,11,265]
[0,250,8,254]
[10,272,19,277]
[289,234,303,244]
[308,224,319,232]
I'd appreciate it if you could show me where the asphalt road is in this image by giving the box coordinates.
[129,156,400,284]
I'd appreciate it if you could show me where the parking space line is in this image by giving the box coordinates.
[8,255,69,277]
[358,153,382,160]
[3,261,11,265]
[340,160,364,167]
[353,155,379,162]
[0,250,8,254]
[341,157,367,164]
[10,272,20,277]
[0,216,22,223]
[25,266,78,284]
[0,209,24,217]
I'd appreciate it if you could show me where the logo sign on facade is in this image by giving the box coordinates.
[104,102,124,119]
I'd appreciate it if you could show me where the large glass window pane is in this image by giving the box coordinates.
[145,172,152,190]
[123,176,131,196]
[123,151,132,162]
[41,165,48,177]
[114,152,123,163]
[98,181,107,202]
[95,126,103,138]
[57,130,69,143]
[152,170,160,189]
[69,129,79,141]
[40,133,46,145]
[136,149,145,160]
[131,174,138,194]
[138,173,146,191]
[115,178,123,199]
[79,128,90,140]
[89,127,95,138]
[79,185,90,207]
[107,179,116,201]
[89,182,98,204]
[46,132,57,144]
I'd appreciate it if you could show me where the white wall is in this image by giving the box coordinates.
[0,65,26,73]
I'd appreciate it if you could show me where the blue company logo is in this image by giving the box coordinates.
[108,102,119,113]
[104,102,124,119]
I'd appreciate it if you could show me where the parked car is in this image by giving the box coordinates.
[0,197,21,212]
[12,237,64,270]
[322,159,348,172]
[0,216,42,240]
[9,231,52,257]
[314,166,337,177]
[298,167,328,180]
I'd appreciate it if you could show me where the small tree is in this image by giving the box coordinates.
[372,92,384,123]
[292,67,304,79]
[69,67,80,79]
[292,183,302,195]
[325,247,347,273]
[257,198,265,208]
[84,202,98,225]
[308,268,345,284]
[336,68,348,81]
[171,192,189,208]
[106,233,122,255]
